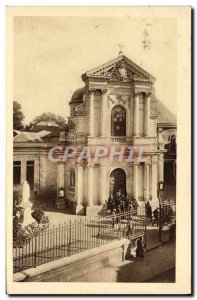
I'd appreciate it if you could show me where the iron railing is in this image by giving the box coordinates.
[159,200,176,242]
[13,208,145,273]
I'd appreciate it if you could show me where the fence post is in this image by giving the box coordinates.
[121,244,125,261]
[96,216,99,246]
[68,220,72,256]
[34,235,37,268]
[159,204,162,242]
[144,204,147,249]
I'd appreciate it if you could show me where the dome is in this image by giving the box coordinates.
[70,87,85,103]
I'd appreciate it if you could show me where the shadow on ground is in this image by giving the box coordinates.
[116,242,175,282]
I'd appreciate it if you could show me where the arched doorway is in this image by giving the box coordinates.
[111,105,126,136]
[110,168,126,197]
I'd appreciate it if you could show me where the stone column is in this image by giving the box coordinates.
[34,159,40,194]
[134,92,140,136]
[57,163,65,189]
[100,164,107,204]
[89,90,95,136]
[39,156,47,195]
[126,164,132,197]
[87,164,94,205]
[133,161,139,201]
[75,164,84,214]
[151,155,159,209]
[20,160,26,185]
[145,92,151,136]
[101,89,107,137]
[144,162,150,201]
[158,154,164,183]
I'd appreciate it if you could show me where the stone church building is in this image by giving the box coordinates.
[13,53,177,215]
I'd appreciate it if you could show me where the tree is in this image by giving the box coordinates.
[32,112,66,128]
[24,122,33,132]
[13,101,24,130]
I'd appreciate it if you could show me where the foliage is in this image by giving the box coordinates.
[24,122,33,132]
[13,101,24,130]
[13,219,49,247]
[32,112,67,128]
[13,204,49,246]
[13,193,22,217]
[31,208,45,224]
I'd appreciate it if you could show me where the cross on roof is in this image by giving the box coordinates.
[118,43,124,56]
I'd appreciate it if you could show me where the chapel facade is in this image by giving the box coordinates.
[58,53,167,215]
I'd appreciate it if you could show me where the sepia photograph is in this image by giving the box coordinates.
[6,6,191,295]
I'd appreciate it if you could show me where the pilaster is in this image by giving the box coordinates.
[100,89,108,137]
[88,89,95,137]
[134,92,140,136]
[87,163,94,206]
[151,155,159,209]
[133,160,140,201]
[145,92,151,136]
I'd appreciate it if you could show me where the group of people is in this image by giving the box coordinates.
[146,201,174,227]
[106,189,138,214]
[146,201,159,227]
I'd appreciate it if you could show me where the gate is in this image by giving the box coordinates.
[159,200,176,242]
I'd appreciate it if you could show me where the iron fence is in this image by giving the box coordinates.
[13,207,146,273]
[159,200,176,242]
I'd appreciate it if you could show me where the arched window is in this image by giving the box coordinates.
[170,135,176,154]
[111,105,126,136]
[70,169,75,187]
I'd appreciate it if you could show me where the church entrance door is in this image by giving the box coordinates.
[110,168,126,197]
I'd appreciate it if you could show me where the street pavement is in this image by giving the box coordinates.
[76,241,175,282]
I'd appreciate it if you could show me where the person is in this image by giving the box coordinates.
[122,194,126,203]
[125,242,134,260]
[152,207,159,227]
[136,237,145,258]
[116,189,122,205]
[111,198,116,213]
[146,201,152,221]
[120,199,125,212]
[124,194,129,210]
[127,198,133,212]
[133,199,138,209]
[123,218,134,237]
[166,205,173,224]
[116,204,122,214]
[107,195,114,212]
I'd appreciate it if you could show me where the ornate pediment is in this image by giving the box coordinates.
[82,55,155,84]
[99,60,135,81]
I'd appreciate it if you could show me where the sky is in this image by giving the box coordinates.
[14,16,177,125]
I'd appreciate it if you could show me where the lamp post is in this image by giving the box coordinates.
[159,181,164,192]
[158,181,164,242]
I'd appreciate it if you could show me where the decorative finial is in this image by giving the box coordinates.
[118,43,124,56]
